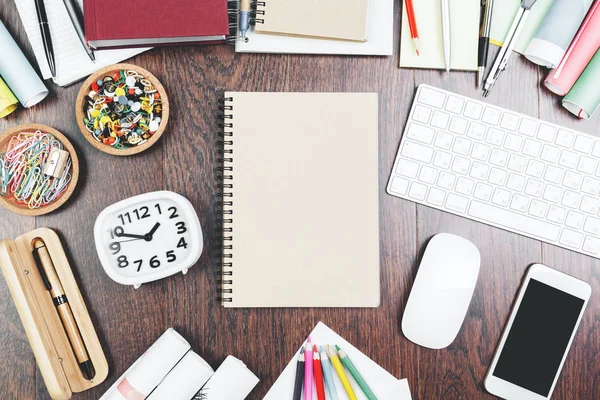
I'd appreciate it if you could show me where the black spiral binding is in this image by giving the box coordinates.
[216,95,234,303]
[225,0,266,43]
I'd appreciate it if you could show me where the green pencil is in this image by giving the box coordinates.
[335,344,378,400]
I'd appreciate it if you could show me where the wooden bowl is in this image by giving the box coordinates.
[75,63,169,156]
[0,124,79,216]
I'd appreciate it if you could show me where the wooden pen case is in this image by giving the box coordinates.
[0,228,108,399]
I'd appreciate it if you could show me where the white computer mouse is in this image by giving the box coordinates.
[402,233,481,349]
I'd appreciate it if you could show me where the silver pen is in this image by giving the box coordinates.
[441,0,451,73]
[61,0,94,61]
[478,0,494,89]
[239,0,252,42]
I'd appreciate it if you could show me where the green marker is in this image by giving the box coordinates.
[335,344,378,400]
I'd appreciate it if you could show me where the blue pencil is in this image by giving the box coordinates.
[319,345,339,400]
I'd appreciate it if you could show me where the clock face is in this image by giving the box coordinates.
[94,191,203,286]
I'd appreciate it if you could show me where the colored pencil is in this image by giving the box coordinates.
[304,337,314,400]
[293,348,305,400]
[313,345,326,400]
[404,0,420,55]
[319,346,339,400]
[336,345,377,400]
[327,344,357,400]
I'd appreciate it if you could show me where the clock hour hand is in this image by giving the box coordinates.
[145,222,161,240]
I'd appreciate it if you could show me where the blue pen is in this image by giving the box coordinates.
[319,346,339,400]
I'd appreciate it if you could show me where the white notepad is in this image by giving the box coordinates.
[264,322,412,400]
[13,0,149,86]
[236,0,393,55]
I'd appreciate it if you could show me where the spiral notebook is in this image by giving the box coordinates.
[218,92,380,308]
[254,0,369,42]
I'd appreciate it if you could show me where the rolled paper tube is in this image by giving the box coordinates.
[198,356,259,400]
[0,76,18,118]
[545,0,600,96]
[0,20,48,107]
[524,0,594,68]
[563,49,600,119]
[147,351,214,400]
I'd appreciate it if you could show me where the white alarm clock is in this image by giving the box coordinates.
[94,191,203,288]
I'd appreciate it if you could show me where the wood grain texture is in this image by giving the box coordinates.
[1,1,599,399]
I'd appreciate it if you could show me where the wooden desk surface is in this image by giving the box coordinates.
[1,3,599,399]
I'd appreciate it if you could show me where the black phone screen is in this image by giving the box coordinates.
[492,279,585,396]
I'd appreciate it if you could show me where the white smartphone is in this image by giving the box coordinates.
[485,264,591,400]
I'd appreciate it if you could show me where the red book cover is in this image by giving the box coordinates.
[84,0,230,49]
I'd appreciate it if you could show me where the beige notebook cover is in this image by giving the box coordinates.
[255,0,369,42]
[220,92,380,308]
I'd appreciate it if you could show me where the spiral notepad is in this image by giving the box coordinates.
[217,92,380,307]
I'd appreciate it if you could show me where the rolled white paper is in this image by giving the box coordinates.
[199,356,259,400]
[148,351,214,400]
[100,328,191,400]
[0,20,48,107]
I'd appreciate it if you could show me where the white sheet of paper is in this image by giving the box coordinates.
[264,322,412,400]
[199,356,259,400]
[13,0,149,86]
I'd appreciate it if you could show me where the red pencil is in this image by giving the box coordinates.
[404,0,420,55]
[313,345,326,400]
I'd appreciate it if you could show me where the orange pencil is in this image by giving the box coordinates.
[313,345,326,400]
[404,0,420,55]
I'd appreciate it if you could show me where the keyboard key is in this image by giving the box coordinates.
[473,182,493,201]
[431,110,450,129]
[543,184,563,203]
[456,176,475,196]
[492,188,511,207]
[584,216,600,235]
[538,124,557,142]
[470,162,490,180]
[525,179,543,197]
[434,131,453,149]
[561,190,581,209]
[489,148,508,167]
[449,116,468,135]
[446,193,469,213]
[433,151,452,169]
[412,105,432,124]
[406,123,435,144]
[560,229,583,249]
[451,156,471,175]
[402,141,434,163]
[593,141,600,157]
[464,101,483,119]
[418,86,446,108]
[482,107,501,125]
[507,154,527,173]
[556,129,575,148]
[581,176,600,195]
[541,145,560,163]
[525,160,545,178]
[389,176,410,195]
[583,236,600,254]
[574,135,593,154]
[580,196,599,215]
[522,139,541,157]
[519,119,538,137]
[558,150,578,169]
[488,168,507,186]
[544,165,564,185]
[563,171,582,190]
[453,137,472,156]
[507,174,526,192]
[408,182,428,201]
[500,113,520,131]
[577,156,597,175]
[468,201,560,242]
[437,171,456,190]
[445,96,464,114]
[565,211,584,230]
[396,159,420,178]
[467,122,487,141]
[504,133,523,152]
[486,128,505,146]
[427,187,446,206]
[547,205,566,224]
[529,199,548,218]
[419,165,438,184]
[510,194,530,213]
[471,142,491,161]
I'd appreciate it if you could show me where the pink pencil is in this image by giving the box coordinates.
[304,336,314,400]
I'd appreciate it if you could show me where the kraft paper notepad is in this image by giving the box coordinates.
[399,0,479,71]
[255,0,369,42]
[218,93,380,308]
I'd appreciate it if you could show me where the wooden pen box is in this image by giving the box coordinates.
[0,228,108,399]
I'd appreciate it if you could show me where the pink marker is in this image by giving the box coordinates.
[304,336,314,400]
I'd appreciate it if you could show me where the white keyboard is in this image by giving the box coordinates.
[387,85,600,259]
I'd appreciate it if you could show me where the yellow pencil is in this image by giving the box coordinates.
[327,344,357,400]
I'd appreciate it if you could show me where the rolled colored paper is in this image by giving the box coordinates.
[100,328,191,400]
[198,356,259,400]
[0,77,18,118]
[0,20,48,107]
[563,49,600,119]
[147,351,214,400]
[524,0,595,68]
[545,0,600,95]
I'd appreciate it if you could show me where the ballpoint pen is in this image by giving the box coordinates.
[478,0,494,89]
[34,0,56,79]
[239,0,252,42]
[441,0,451,73]
[62,0,95,61]
[483,0,538,96]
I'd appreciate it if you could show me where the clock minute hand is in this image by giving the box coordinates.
[115,231,147,240]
